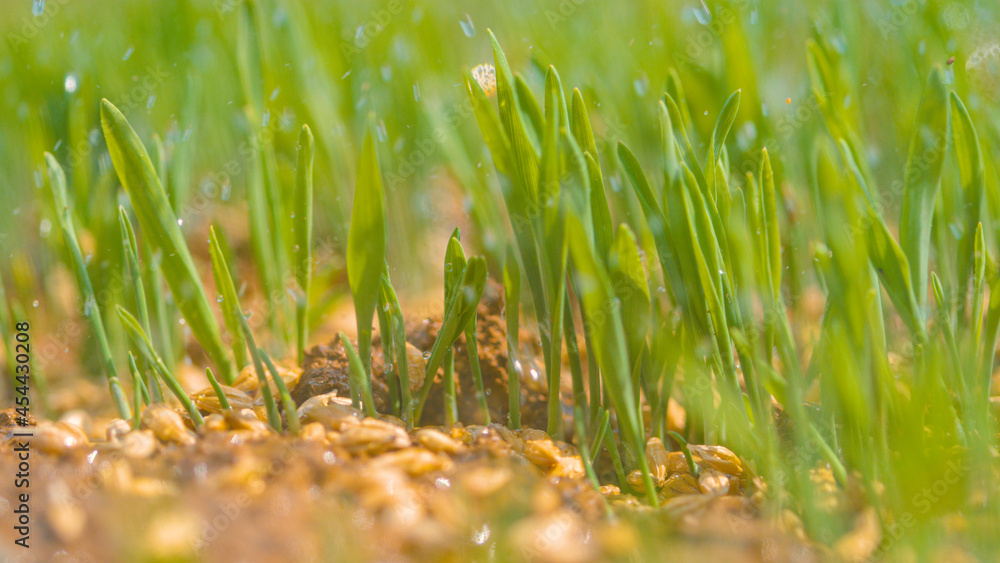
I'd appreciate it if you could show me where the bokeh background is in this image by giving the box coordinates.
[1,0,999,410]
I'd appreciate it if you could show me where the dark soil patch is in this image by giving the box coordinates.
[292,282,552,428]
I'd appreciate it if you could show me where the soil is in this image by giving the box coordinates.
[292,281,552,429]
[0,286,893,562]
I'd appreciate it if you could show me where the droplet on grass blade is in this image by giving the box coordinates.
[32,0,44,16]
[123,46,134,61]
[64,74,78,93]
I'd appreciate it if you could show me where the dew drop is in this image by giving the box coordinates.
[262,109,271,128]
[123,46,134,61]
[64,73,79,93]
[422,351,432,360]
[32,300,39,308]
[32,0,44,17]
[177,218,184,226]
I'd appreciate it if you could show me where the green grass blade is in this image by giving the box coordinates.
[209,227,248,378]
[898,67,948,316]
[347,118,389,376]
[100,99,233,383]
[204,367,230,411]
[339,333,377,418]
[293,124,315,366]
[126,352,145,429]
[260,350,300,434]
[117,306,203,426]
[950,92,985,287]
[566,214,657,506]
[238,311,281,431]
[466,75,512,176]
[489,29,539,204]
[46,152,131,421]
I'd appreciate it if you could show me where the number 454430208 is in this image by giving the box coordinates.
[14,322,30,425]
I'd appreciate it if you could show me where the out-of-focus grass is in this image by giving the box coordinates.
[5,0,1000,559]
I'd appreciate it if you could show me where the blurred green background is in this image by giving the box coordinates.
[1,0,999,398]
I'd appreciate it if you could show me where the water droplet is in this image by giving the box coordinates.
[376,120,387,142]
[123,46,134,61]
[177,218,184,226]
[32,0,44,17]
[460,14,476,37]
[422,351,432,360]
[217,295,224,303]
[472,524,490,545]
[32,300,39,308]
[693,4,711,25]
[179,318,186,325]
[64,73,78,93]
[270,87,280,101]
[146,94,156,110]
[262,109,271,128]
[412,82,420,102]
[39,219,52,236]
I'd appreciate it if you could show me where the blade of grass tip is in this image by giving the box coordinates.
[209,227,249,378]
[126,352,145,429]
[574,405,601,491]
[204,367,231,411]
[100,99,234,383]
[504,247,522,429]
[260,350,300,434]
[117,306,203,426]
[347,116,388,378]
[898,67,948,316]
[237,312,281,431]
[293,124,315,366]
[339,333,377,418]
[376,280,400,416]
[46,152,131,421]
[932,273,964,389]
[667,431,698,476]
[413,256,487,422]
[705,90,741,203]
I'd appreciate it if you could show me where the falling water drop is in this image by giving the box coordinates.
[460,14,476,37]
